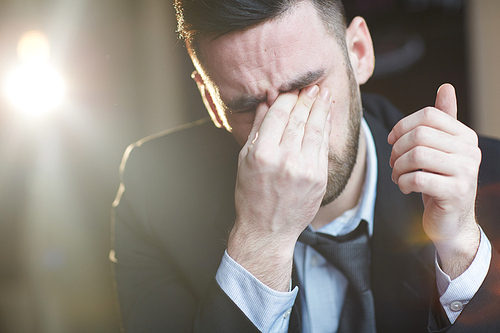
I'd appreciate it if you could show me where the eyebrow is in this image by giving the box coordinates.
[224,69,326,113]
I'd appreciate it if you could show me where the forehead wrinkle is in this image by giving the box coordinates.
[201,2,335,113]
[222,24,273,76]
[222,53,280,110]
[224,68,326,112]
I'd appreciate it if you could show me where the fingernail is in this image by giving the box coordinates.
[320,88,331,101]
[306,85,319,98]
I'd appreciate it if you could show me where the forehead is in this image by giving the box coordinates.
[198,2,341,102]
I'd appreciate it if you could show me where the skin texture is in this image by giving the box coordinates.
[191,1,481,289]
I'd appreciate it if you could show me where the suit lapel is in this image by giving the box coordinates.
[364,108,435,332]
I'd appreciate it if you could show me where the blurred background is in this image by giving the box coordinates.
[0,0,498,332]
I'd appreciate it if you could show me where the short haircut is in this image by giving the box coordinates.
[174,0,347,59]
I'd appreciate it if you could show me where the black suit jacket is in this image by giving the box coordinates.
[112,94,500,332]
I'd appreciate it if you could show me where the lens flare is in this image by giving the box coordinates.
[5,64,65,115]
[17,31,51,64]
[4,31,65,116]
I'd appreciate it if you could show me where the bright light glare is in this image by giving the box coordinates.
[5,65,65,115]
[17,31,51,64]
[4,30,65,116]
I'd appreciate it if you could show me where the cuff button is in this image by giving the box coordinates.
[450,301,464,312]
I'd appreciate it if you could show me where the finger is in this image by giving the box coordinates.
[396,171,475,210]
[388,84,458,145]
[391,147,456,184]
[281,85,319,148]
[396,171,454,197]
[435,83,457,119]
[389,126,455,167]
[302,87,332,153]
[388,107,460,145]
[256,92,299,145]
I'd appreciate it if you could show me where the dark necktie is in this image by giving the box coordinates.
[298,220,376,333]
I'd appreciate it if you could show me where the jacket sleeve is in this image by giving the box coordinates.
[111,132,261,333]
[428,137,500,333]
[113,200,260,332]
[428,248,500,333]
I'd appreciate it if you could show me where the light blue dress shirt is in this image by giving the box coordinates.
[216,118,492,333]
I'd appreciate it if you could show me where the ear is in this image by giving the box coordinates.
[345,16,375,85]
[192,71,224,128]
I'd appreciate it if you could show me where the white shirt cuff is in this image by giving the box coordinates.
[216,250,298,333]
[435,226,492,323]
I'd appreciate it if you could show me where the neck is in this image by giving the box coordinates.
[311,129,367,230]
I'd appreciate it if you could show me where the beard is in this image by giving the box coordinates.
[320,62,362,207]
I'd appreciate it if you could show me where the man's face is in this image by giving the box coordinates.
[196,2,363,205]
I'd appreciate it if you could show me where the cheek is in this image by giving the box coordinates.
[225,113,256,146]
[321,73,352,140]
[327,99,351,151]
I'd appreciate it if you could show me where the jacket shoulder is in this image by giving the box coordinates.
[362,92,405,131]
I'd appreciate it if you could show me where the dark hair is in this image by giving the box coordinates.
[175,0,347,56]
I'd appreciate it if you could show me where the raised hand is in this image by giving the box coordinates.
[388,84,482,279]
[228,85,333,291]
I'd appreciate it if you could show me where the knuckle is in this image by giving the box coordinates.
[251,147,273,166]
[301,166,317,183]
[282,157,297,175]
[282,156,321,183]
[412,172,426,189]
[421,107,436,120]
[288,117,306,130]
[410,146,425,164]
[283,126,300,141]
[412,126,427,145]
[306,124,323,142]
[270,107,290,122]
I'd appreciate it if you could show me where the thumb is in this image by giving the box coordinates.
[435,83,457,119]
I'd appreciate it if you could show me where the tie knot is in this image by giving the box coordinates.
[298,220,369,245]
[297,220,376,332]
[298,220,371,291]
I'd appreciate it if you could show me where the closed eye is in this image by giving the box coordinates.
[223,68,326,114]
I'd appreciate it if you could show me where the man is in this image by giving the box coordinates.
[111,0,500,332]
